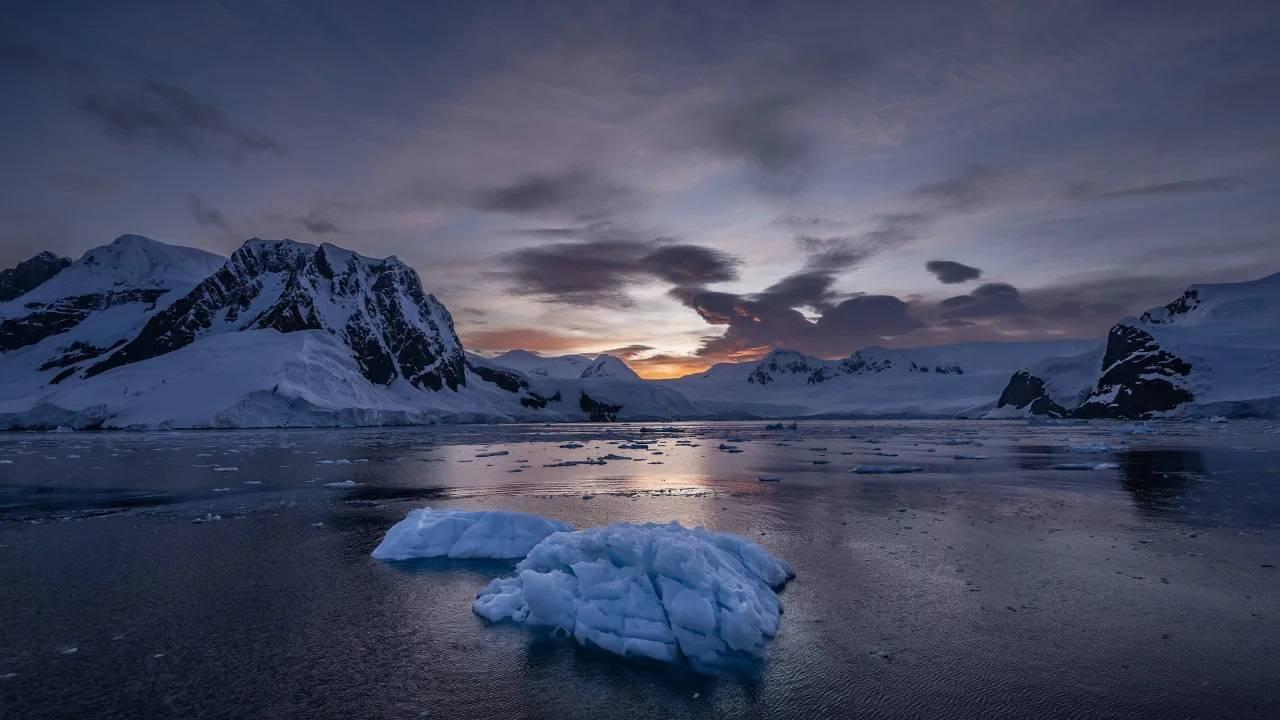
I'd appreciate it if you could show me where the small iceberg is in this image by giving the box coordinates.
[1067,442,1117,454]
[324,479,359,488]
[473,521,794,671]
[1048,462,1120,471]
[372,508,571,561]
[850,464,924,474]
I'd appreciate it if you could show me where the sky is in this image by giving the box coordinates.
[3,0,1279,378]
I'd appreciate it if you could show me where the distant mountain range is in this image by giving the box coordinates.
[1,235,1275,428]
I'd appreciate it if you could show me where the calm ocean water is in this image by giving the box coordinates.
[2,420,1277,719]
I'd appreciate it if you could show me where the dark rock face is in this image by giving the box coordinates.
[0,251,71,302]
[1140,289,1200,324]
[579,392,622,422]
[38,340,117,371]
[1075,325,1193,419]
[469,362,528,393]
[995,370,1068,417]
[747,353,818,385]
[0,289,167,352]
[86,241,467,391]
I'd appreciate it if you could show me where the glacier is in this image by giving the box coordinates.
[472,521,795,671]
[371,508,572,561]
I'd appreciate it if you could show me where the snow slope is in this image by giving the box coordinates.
[662,341,1096,418]
[991,272,1280,418]
[491,350,641,380]
[0,235,225,398]
[473,521,795,671]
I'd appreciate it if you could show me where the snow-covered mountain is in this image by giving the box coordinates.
[0,236,693,428]
[490,350,641,380]
[991,272,1280,418]
[662,340,1096,418]
[0,235,225,389]
[0,251,71,301]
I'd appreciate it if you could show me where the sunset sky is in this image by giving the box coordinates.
[3,1,1279,377]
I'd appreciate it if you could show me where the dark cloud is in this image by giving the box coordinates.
[81,81,286,157]
[938,282,1027,319]
[643,244,740,285]
[597,344,654,360]
[671,285,923,360]
[0,40,94,82]
[495,239,739,306]
[758,270,840,311]
[470,168,630,221]
[709,94,811,180]
[301,212,339,234]
[925,260,982,284]
[185,194,227,228]
[1069,177,1242,201]
[910,165,1000,211]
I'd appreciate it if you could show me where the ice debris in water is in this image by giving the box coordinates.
[850,465,924,474]
[1067,442,1117,453]
[372,508,572,561]
[323,479,359,488]
[472,521,794,671]
[1048,462,1120,471]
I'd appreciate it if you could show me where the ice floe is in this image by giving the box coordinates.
[850,464,924,474]
[1049,462,1120,471]
[371,508,572,561]
[472,521,794,670]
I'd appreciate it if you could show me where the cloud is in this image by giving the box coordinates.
[495,238,739,306]
[596,344,655,360]
[81,81,285,157]
[709,94,812,180]
[925,260,982,284]
[670,285,922,361]
[910,165,1000,211]
[301,212,339,234]
[185,194,227,228]
[461,327,597,354]
[470,168,630,221]
[1069,177,1242,201]
[938,282,1027,319]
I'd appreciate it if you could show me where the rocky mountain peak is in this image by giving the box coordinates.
[85,238,466,391]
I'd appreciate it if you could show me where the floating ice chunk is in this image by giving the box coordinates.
[0,459,13,464]
[952,454,987,460]
[324,479,359,488]
[317,459,353,465]
[1116,423,1157,435]
[757,474,783,482]
[472,521,794,671]
[850,464,924,474]
[1067,442,1117,453]
[212,466,239,472]
[1208,416,1229,424]
[1049,462,1120,471]
[476,451,510,458]
[192,513,221,523]
[372,508,572,561]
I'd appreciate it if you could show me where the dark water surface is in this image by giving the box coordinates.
[2,420,1278,719]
